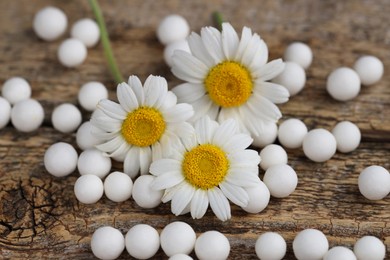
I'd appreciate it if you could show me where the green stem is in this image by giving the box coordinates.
[89,0,124,84]
[212,11,224,30]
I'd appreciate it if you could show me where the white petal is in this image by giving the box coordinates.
[208,188,231,221]
[212,119,238,146]
[249,94,282,121]
[110,142,130,159]
[149,159,182,176]
[249,39,268,70]
[201,27,224,63]
[222,133,253,153]
[97,99,127,120]
[241,33,262,68]
[220,182,249,207]
[91,129,119,141]
[124,146,140,179]
[187,32,215,67]
[253,59,285,81]
[238,108,265,136]
[168,122,194,141]
[171,83,206,103]
[95,135,124,153]
[160,91,177,110]
[162,182,185,203]
[172,50,208,83]
[90,116,122,132]
[143,75,164,107]
[225,169,260,187]
[139,146,152,176]
[151,142,163,161]
[189,95,214,122]
[234,26,252,61]
[221,23,239,60]
[117,82,138,112]
[128,75,144,105]
[181,133,198,151]
[228,149,261,166]
[163,103,194,123]
[190,189,209,219]
[205,103,219,120]
[151,171,185,190]
[255,82,290,104]
[194,116,219,144]
[171,183,195,216]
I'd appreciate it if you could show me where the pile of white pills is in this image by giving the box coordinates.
[242,181,270,214]
[293,229,329,259]
[252,122,278,148]
[1,77,31,105]
[259,144,288,170]
[263,164,298,198]
[303,128,337,162]
[283,42,313,69]
[57,38,88,68]
[78,81,108,111]
[272,61,306,96]
[51,103,82,133]
[44,142,78,177]
[255,232,287,260]
[125,224,160,259]
[11,98,45,132]
[358,165,390,200]
[0,97,11,129]
[71,18,100,48]
[33,6,68,41]
[91,226,125,260]
[278,118,308,149]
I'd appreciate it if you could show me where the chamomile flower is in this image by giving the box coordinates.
[91,75,194,178]
[150,116,261,221]
[171,22,289,137]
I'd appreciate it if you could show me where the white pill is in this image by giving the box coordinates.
[160,221,196,257]
[259,144,288,171]
[272,61,306,96]
[358,165,390,200]
[71,18,100,48]
[354,236,386,260]
[0,97,11,129]
[278,118,308,149]
[293,229,329,260]
[77,149,112,178]
[263,164,298,198]
[164,40,191,67]
[104,171,133,202]
[195,231,230,260]
[44,142,78,177]
[331,121,361,153]
[169,254,193,260]
[326,67,361,101]
[33,6,67,41]
[2,77,32,105]
[283,42,313,69]
[57,38,87,68]
[52,103,82,133]
[353,55,384,86]
[125,224,160,259]
[76,121,103,150]
[252,121,278,148]
[303,129,337,162]
[157,14,190,45]
[132,175,163,208]
[11,98,44,132]
[91,226,125,260]
[78,81,108,111]
[255,232,287,260]
[74,174,104,204]
[242,181,270,214]
[323,246,356,260]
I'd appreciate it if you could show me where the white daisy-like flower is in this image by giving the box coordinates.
[91,75,194,178]
[150,116,261,221]
[171,22,289,138]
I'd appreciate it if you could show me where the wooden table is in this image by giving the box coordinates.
[1,0,389,259]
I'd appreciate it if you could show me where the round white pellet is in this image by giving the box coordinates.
[11,98,44,132]
[252,121,278,148]
[293,229,329,260]
[33,6,67,41]
[104,171,133,202]
[263,164,298,198]
[255,232,287,260]
[160,221,196,257]
[353,55,384,86]
[1,77,32,105]
[331,121,361,153]
[326,67,361,101]
[242,181,270,214]
[71,18,100,47]
[78,81,108,111]
[323,246,356,260]
[91,226,125,260]
[169,254,193,260]
[76,121,103,150]
[77,149,112,178]
[132,175,163,208]
[44,142,78,177]
[358,165,390,200]
[0,97,11,129]
[278,118,308,149]
[195,231,230,260]
[303,128,337,162]
[157,14,190,45]
[272,61,306,96]
[283,42,313,69]
[57,38,87,68]
[164,40,191,67]
[259,144,288,171]
[52,103,82,133]
[74,174,104,204]
[125,224,160,259]
[354,236,386,260]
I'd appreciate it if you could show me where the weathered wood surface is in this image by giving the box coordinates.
[0,0,389,259]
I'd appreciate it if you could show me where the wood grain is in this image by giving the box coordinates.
[0,0,389,259]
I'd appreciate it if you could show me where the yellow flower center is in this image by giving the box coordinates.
[204,61,253,108]
[121,107,166,147]
[182,144,229,190]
